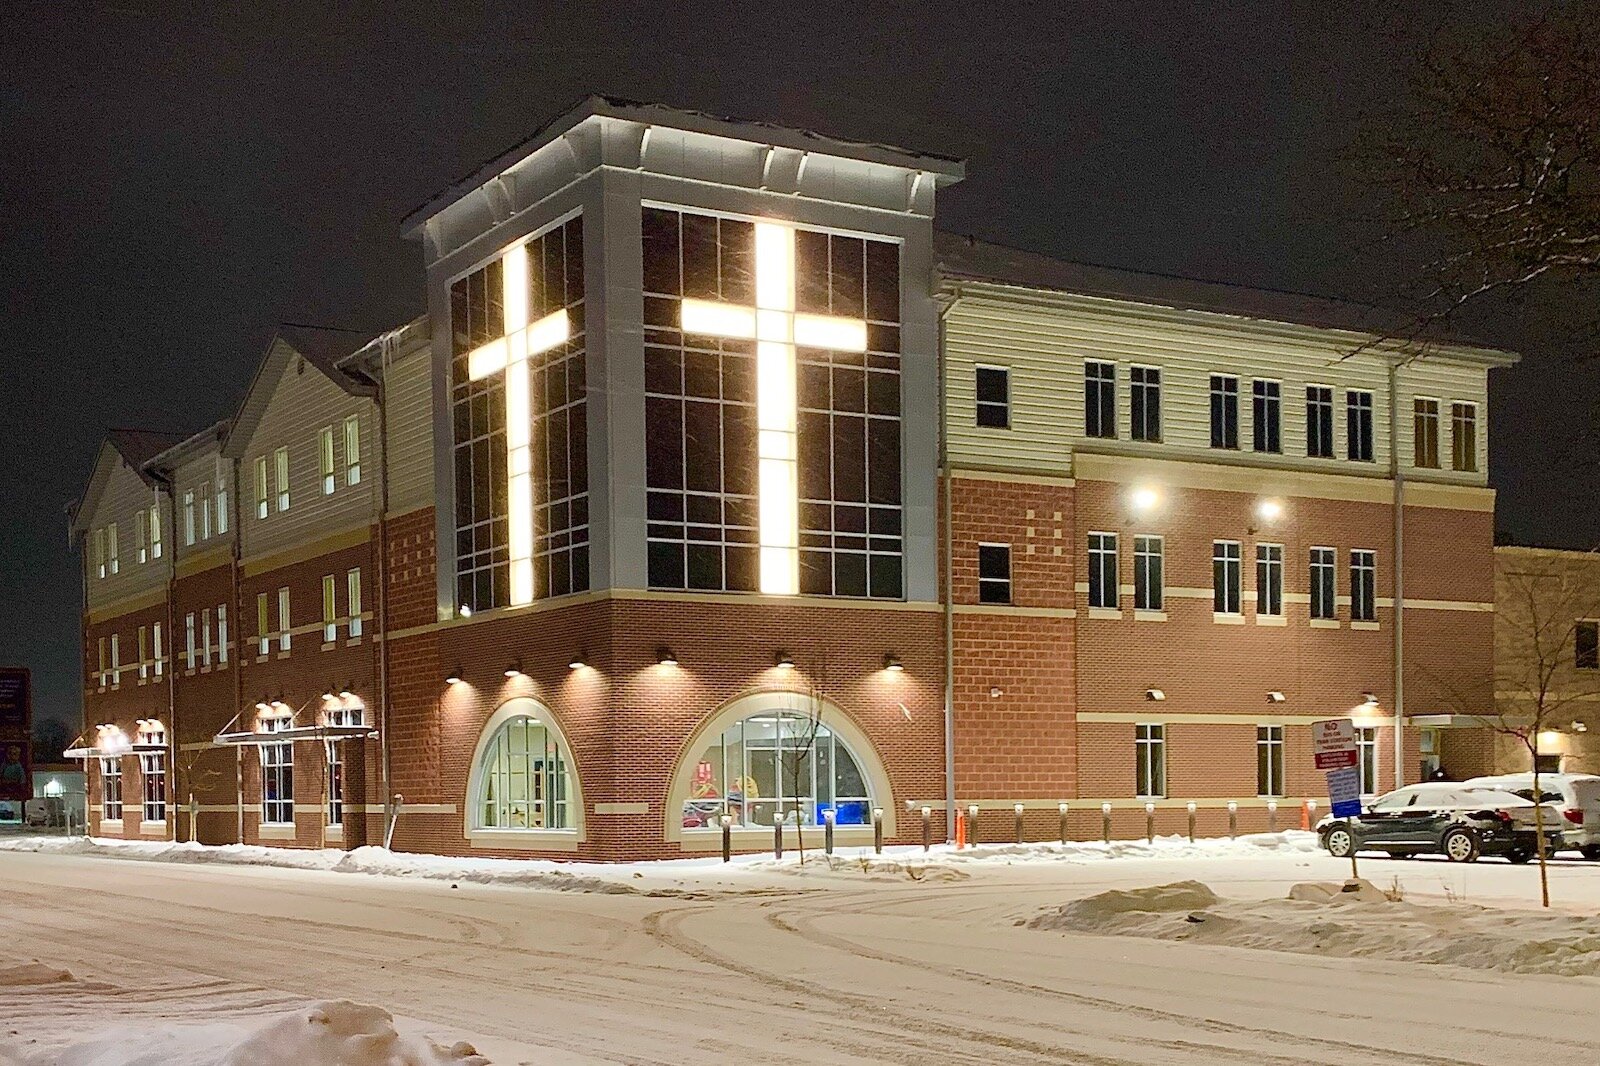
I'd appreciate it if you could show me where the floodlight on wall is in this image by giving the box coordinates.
[989,686,1003,699]
[1130,486,1161,513]
[774,651,795,669]
[339,685,355,700]
[657,647,678,667]
[323,686,337,701]
[1256,499,1284,522]
[569,657,587,671]
[444,669,463,686]
[1361,691,1379,707]
[883,654,904,672]
[1574,721,1589,733]
[504,661,524,679]
[1266,691,1286,704]
[1145,688,1166,702]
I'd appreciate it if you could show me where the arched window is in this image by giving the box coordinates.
[474,715,574,831]
[682,712,873,830]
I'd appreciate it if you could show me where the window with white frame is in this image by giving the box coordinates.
[100,757,123,820]
[1350,550,1377,622]
[93,527,106,579]
[476,715,576,830]
[323,704,363,827]
[677,711,872,830]
[319,427,336,495]
[183,489,196,545]
[107,523,118,575]
[1213,540,1242,614]
[274,446,290,512]
[153,622,164,676]
[344,415,362,486]
[346,568,362,638]
[1136,723,1165,798]
[1576,621,1599,669]
[138,626,148,680]
[198,479,211,539]
[1209,374,1239,449]
[217,603,228,664]
[1347,390,1374,462]
[978,544,1012,604]
[277,587,291,652]
[109,633,120,685]
[1452,402,1478,472]
[1357,727,1378,795]
[322,574,338,643]
[184,612,196,669]
[1088,532,1119,609]
[150,503,162,559]
[215,477,229,535]
[259,716,294,825]
[1414,398,1440,468]
[1256,725,1284,797]
[201,607,212,666]
[1306,386,1334,458]
[1133,535,1163,611]
[136,508,149,564]
[1255,543,1283,617]
[1252,379,1281,453]
[257,592,270,656]
[1309,547,1336,620]
[138,723,166,823]
[1131,366,1161,442]
[974,366,1010,428]
[1085,361,1116,439]
[95,637,106,686]
[255,456,269,519]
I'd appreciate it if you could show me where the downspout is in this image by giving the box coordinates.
[150,468,180,841]
[937,288,962,840]
[228,453,244,842]
[1389,360,1405,787]
[373,343,395,845]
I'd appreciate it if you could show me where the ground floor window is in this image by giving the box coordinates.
[323,706,363,826]
[1135,723,1165,798]
[138,722,166,823]
[1256,725,1284,797]
[683,712,872,830]
[475,715,573,830]
[100,758,123,820]
[1419,727,1440,779]
[260,717,294,825]
[1356,727,1378,795]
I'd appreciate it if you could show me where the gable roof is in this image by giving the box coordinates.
[68,429,184,540]
[222,325,376,459]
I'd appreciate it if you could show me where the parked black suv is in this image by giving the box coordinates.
[1318,782,1560,863]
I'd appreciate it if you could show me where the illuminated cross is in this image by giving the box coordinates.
[465,242,571,606]
[680,223,868,595]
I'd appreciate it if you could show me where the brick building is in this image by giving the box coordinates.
[66,98,1516,858]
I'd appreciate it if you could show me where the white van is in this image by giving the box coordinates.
[1464,773,1600,859]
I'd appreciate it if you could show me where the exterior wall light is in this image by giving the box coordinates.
[568,657,587,671]
[459,605,472,618]
[1266,691,1286,703]
[1573,721,1589,733]
[339,686,355,700]
[883,654,903,672]
[775,651,795,669]
[444,671,463,686]
[1145,688,1166,701]
[1361,691,1379,707]
[504,662,524,678]
[1256,499,1284,522]
[322,687,337,701]
[989,686,1003,699]
[657,648,678,667]
[1130,486,1161,513]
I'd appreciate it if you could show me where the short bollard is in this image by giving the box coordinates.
[1101,802,1113,844]
[1267,800,1279,834]
[1058,802,1069,845]
[1144,801,1156,844]
[921,805,932,851]
[720,815,732,863]
[823,808,836,856]
[1014,803,1025,845]
[774,811,784,859]
[1186,801,1197,843]
[872,806,884,854]
[968,804,980,847]
[1305,799,1317,831]
[1227,800,1238,839]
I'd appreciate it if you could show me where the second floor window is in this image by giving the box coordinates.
[1133,535,1163,611]
[1088,532,1119,609]
[183,491,196,546]
[323,574,338,642]
[136,509,149,564]
[977,544,1012,604]
[975,366,1010,428]
[1452,403,1478,472]
[347,568,363,638]
[278,587,292,651]
[1136,724,1165,798]
[1209,374,1239,449]
[1350,550,1377,622]
[1306,386,1334,458]
[319,427,336,495]
[1414,398,1440,468]
[274,446,290,512]
[344,415,362,485]
[1256,543,1283,616]
[1576,621,1599,669]
[217,603,229,664]
[198,480,212,540]
[153,622,163,676]
[149,504,162,559]
[106,523,119,575]
[1131,366,1161,442]
[1252,379,1281,453]
[184,612,196,669]
[215,478,229,535]
[1213,540,1242,615]
[1347,390,1374,462]
[1085,361,1116,438]
[1309,547,1336,620]
[255,456,269,519]
[256,593,270,657]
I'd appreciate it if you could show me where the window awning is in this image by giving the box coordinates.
[213,725,376,747]
[65,742,169,758]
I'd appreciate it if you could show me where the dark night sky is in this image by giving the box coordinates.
[3,2,1595,729]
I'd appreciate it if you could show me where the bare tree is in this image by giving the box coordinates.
[1357,9,1600,352]
[782,674,827,865]
[1472,551,1600,907]
[172,748,223,844]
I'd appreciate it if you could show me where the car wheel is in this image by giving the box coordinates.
[1442,827,1481,863]
[1581,845,1600,862]
[1326,826,1355,858]
[1505,849,1533,864]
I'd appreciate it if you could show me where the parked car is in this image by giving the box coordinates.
[1317,782,1562,863]
[1464,773,1600,860]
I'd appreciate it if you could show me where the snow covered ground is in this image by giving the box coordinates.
[6,833,1600,1063]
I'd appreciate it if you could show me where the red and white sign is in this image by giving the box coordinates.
[1312,718,1358,770]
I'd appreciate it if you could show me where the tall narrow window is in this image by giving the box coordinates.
[1257,725,1284,797]
[1452,403,1478,472]
[1309,547,1336,620]
[1133,535,1163,611]
[1576,621,1599,669]
[1413,398,1440,468]
[1136,724,1165,798]
[1347,390,1374,462]
[93,528,106,579]
[323,705,362,827]
[277,587,291,652]
[183,490,196,546]
[975,366,1010,428]
[100,758,123,821]
[184,612,196,669]
[1255,544,1284,617]
[259,716,294,825]
[256,592,270,656]
[109,634,120,684]
[1088,532,1119,610]
[217,603,228,664]
[1306,386,1334,458]
[138,723,166,824]
[136,509,149,564]
[1131,366,1161,442]
[1209,374,1239,449]
[215,477,229,535]
[343,415,361,485]
[318,427,336,495]
[96,636,106,686]
[346,568,363,638]
[978,544,1012,604]
[1085,361,1116,439]
[198,480,212,540]
[1252,379,1281,453]
[150,503,162,559]
[1213,540,1242,615]
[274,446,290,512]
[255,456,269,519]
[1357,727,1378,795]
[201,607,212,666]
[153,622,163,676]
[322,574,338,643]
[1350,550,1377,622]
[106,523,119,575]
[137,626,148,680]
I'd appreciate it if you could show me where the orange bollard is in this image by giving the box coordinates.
[1300,801,1311,831]
[955,808,967,848]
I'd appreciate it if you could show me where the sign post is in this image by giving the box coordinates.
[1313,718,1361,878]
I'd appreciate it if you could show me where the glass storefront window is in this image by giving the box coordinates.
[683,713,872,830]
[475,716,573,830]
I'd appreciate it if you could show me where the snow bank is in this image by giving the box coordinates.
[1028,878,1600,977]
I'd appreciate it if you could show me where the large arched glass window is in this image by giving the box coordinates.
[682,713,872,830]
[474,715,574,830]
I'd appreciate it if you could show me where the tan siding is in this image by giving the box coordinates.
[383,341,436,516]
[84,460,167,612]
[1395,360,1489,484]
[172,446,232,566]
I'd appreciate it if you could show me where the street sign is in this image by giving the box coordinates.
[1312,717,1357,770]
[1326,765,1362,818]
